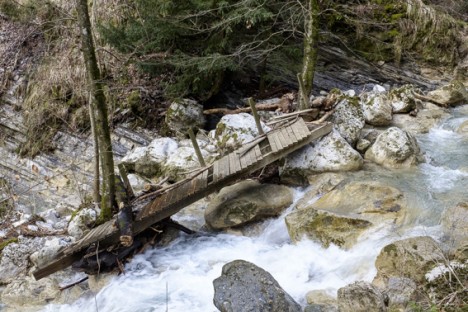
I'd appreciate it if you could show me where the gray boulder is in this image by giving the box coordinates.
[165,99,206,136]
[205,180,293,230]
[213,260,301,312]
[1,276,60,308]
[373,236,445,287]
[285,208,372,248]
[389,85,417,113]
[67,207,97,239]
[297,180,408,226]
[361,92,393,126]
[0,237,44,284]
[120,137,179,178]
[365,127,423,168]
[391,103,450,134]
[305,290,338,312]
[209,113,270,153]
[281,130,363,185]
[330,97,365,145]
[426,80,467,106]
[295,173,346,210]
[337,281,387,312]
[441,202,468,250]
[384,277,417,311]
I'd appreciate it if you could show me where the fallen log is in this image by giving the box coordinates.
[204,94,294,115]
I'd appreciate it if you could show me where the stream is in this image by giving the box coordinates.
[43,105,467,312]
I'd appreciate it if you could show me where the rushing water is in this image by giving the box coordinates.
[42,106,468,312]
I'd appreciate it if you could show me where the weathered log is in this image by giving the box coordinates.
[413,92,447,106]
[204,94,293,115]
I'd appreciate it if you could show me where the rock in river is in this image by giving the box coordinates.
[213,260,301,312]
[204,180,293,230]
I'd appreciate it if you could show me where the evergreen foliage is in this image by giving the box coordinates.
[99,0,304,100]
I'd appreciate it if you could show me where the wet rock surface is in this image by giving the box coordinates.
[213,260,302,312]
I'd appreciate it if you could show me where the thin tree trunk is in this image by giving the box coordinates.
[88,93,100,204]
[300,0,320,109]
[76,0,116,220]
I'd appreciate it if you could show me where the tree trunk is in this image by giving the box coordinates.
[76,0,116,220]
[88,94,100,204]
[300,0,320,109]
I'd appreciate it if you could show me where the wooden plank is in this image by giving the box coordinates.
[252,144,262,161]
[280,127,293,148]
[296,118,311,138]
[267,132,278,153]
[240,146,255,169]
[213,159,220,183]
[271,131,284,152]
[175,180,193,199]
[276,128,288,148]
[229,151,241,175]
[286,123,299,144]
[291,119,307,141]
[218,154,230,178]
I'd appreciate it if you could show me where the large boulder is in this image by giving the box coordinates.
[120,137,179,178]
[383,277,417,311]
[29,236,72,268]
[205,180,293,230]
[426,80,467,106]
[281,130,363,185]
[209,113,270,153]
[389,85,417,113]
[67,207,98,239]
[305,290,338,312]
[364,127,423,168]
[165,99,206,135]
[164,146,213,181]
[360,92,393,126]
[285,208,372,248]
[391,103,450,134]
[373,236,445,287]
[299,181,408,226]
[330,97,365,145]
[441,202,468,250]
[337,281,387,312]
[295,173,346,210]
[1,276,60,308]
[0,237,44,284]
[213,260,302,312]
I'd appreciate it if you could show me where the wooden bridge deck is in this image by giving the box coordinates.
[33,119,332,280]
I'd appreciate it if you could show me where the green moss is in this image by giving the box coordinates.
[0,238,18,252]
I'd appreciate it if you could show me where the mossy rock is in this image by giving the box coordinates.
[285,208,372,248]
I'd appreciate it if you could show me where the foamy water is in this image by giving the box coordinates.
[43,105,467,312]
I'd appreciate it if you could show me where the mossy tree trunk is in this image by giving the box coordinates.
[76,0,116,220]
[299,0,320,110]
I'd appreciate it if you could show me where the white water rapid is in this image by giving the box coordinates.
[43,105,467,312]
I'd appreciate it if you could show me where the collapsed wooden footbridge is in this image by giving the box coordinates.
[33,118,332,280]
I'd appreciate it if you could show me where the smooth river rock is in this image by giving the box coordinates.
[209,113,270,153]
[204,180,293,230]
[360,92,393,126]
[213,260,302,312]
[298,180,408,226]
[373,236,445,287]
[441,202,468,250]
[281,130,363,185]
[165,98,206,136]
[330,97,365,145]
[337,281,387,312]
[389,84,417,113]
[365,127,423,168]
[285,208,372,248]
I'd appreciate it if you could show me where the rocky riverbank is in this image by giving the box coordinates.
[1,76,467,311]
